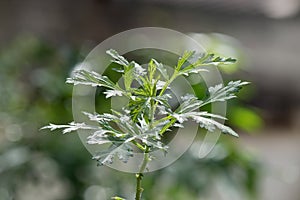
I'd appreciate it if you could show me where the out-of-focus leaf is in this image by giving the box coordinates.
[229,106,263,132]
[111,196,126,200]
[203,54,237,65]
[106,49,129,67]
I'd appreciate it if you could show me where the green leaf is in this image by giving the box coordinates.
[176,51,195,71]
[106,50,147,91]
[176,52,237,77]
[203,54,237,65]
[153,94,172,114]
[229,106,263,132]
[148,59,157,81]
[159,118,177,135]
[122,62,134,91]
[128,96,151,122]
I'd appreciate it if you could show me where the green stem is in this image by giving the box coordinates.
[151,72,178,118]
[135,173,143,200]
[135,71,178,200]
[135,147,150,200]
[135,173,142,200]
[132,140,146,151]
[158,71,177,97]
[159,118,177,135]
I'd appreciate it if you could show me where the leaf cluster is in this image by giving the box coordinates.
[42,49,248,165]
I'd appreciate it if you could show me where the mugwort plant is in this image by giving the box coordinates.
[42,49,248,200]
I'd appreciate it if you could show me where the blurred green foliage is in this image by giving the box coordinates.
[0,35,89,200]
[0,35,261,200]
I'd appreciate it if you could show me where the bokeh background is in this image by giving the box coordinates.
[1,0,300,199]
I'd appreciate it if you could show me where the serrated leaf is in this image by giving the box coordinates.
[148,59,157,81]
[176,51,195,71]
[176,94,203,114]
[195,116,239,137]
[106,49,145,91]
[176,53,237,77]
[41,122,97,134]
[153,94,172,115]
[153,59,169,80]
[93,143,134,165]
[128,96,151,123]
[103,89,124,98]
[156,80,168,90]
[87,130,113,145]
[135,133,168,152]
[123,62,135,90]
[66,70,119,90]
[133,62,146,76]
[106,49,129,66]
[83,112,117,122]
[203,54,237,66]
[202,80,250,106]
[171,111,238,137]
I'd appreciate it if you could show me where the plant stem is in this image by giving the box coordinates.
[158,71,177,97]
[151,72,178,118]
[135,147,150,200]
[135,173,143,200]
[135,70,176,200]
